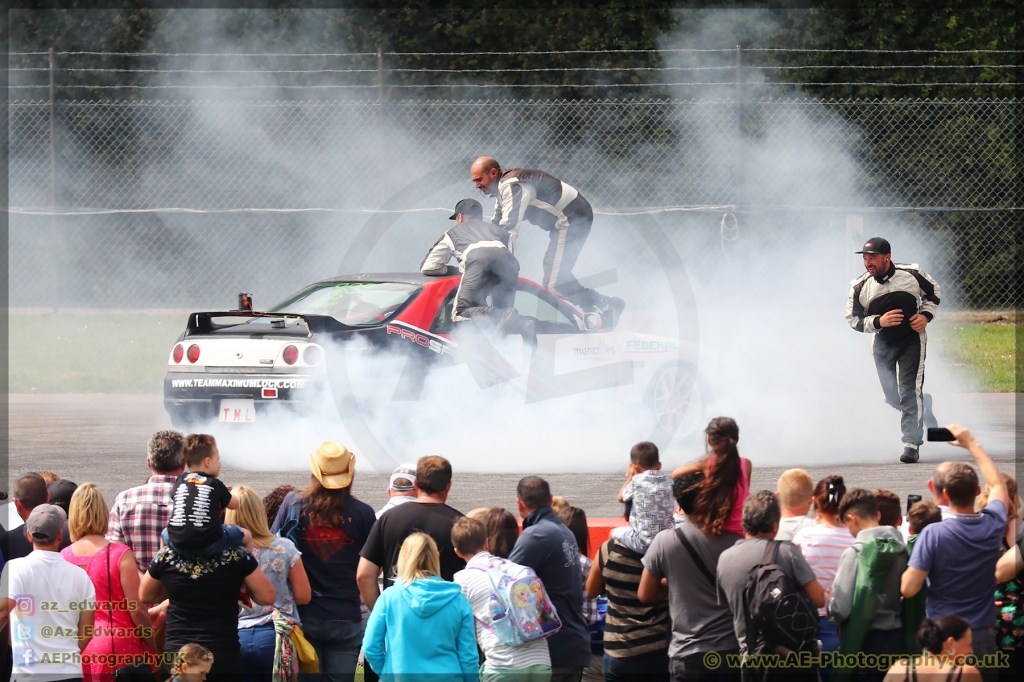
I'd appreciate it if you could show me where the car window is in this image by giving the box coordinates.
[269,281,421,326]
[513,289,579,328]
[431,291,457,334]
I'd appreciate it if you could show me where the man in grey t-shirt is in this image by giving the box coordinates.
[716,491,824,677]
[640,472,743,680]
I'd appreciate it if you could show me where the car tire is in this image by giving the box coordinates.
[166,406,207,430]
[647,362,707,439]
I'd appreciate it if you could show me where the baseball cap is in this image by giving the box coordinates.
[47,479,78,513]
[855,237,891,255]
[449,198,483,220]
[27,503,66,544]
[389,463,417,491]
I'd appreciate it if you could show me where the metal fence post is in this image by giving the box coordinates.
[377,48,386,203]
[49,47,59,313]
[735,44,743,213]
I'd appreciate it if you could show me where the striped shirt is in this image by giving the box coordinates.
[598,539,669,659]
[791,523,856,616]
[454,551,551,670]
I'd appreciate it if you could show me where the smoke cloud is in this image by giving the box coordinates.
[146,9,1005,474]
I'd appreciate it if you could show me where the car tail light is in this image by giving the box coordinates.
[187,344,201,363]
[172,344,184,363]
[283,345,298,365]
[262,387,278,399]
[303,346,321,365]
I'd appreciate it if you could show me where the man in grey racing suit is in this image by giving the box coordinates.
[846,237,940,463]
[470,156,625,328]
[420,198,534,340]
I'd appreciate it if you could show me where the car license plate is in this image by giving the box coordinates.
[219,399,256,423]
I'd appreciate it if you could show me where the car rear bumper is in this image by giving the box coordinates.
[163,372,327,415]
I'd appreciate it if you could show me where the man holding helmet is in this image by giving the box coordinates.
[846,237,940,463]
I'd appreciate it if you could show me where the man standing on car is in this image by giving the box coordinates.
[421,198,534,339]
[846,237,940,463]
[471,156,625,328]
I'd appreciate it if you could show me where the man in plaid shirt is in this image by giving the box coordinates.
[106,429,185,571]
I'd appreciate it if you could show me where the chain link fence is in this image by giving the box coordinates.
[8,97,1019,309]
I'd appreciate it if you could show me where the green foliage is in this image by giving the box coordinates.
[9,2,1017,99]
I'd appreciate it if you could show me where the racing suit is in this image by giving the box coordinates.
[489,168,604,309]
[846,262,940,450]
[420,217,520,325]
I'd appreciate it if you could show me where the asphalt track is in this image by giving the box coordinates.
[5,393,1017,520]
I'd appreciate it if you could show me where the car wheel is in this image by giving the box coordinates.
[650,363,704,438]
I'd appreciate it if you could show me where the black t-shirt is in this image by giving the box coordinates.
[166,471,233,551]
[359,501,465,588]
[148,545,258,652]
[0,520,73,560]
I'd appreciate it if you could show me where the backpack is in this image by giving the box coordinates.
[903,534,926,655]
[471,556,562,647]
[833,536,907,682]
[743,540,820,654]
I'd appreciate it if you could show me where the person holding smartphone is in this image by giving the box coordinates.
[845,237,941,463]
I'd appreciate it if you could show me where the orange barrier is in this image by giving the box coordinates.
[587,518,628,557]
[511,515,627,559]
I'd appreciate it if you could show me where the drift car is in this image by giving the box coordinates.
[164,271,705,436]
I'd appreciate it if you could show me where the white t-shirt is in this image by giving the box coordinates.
[375,495,415,519]
[2,550,97,682]
[454,551,551,670]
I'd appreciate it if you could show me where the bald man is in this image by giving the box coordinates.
[471,157,624,327]
[928,461,953,519]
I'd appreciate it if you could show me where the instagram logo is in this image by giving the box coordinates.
[13,595,34,615]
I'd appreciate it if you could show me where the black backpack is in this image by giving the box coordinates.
[743,540,820,654]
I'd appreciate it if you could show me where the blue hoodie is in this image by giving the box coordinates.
[363,576,479,681]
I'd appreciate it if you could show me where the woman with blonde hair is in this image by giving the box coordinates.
[362,533,478,679]
[60,483,158,681]
[226,485,311,682]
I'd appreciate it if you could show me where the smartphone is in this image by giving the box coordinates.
[927,427,955,441]
[907,494,922,514]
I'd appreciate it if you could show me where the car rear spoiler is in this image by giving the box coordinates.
[184,311,351,337]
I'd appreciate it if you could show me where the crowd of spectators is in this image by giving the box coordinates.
[0,419,1021,682]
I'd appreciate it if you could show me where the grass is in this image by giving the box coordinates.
[5,309,1018,394]
[930,314,1018,393]
[8,310,188,394]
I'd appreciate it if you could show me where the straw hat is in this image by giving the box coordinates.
[310,442,355,489]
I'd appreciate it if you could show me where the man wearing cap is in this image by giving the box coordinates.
[421,198,534,339]
[0,504,96,682]
[46,479,78,516]
[376,464,418,519]
[846,237,941,463]
[471,156,626,327]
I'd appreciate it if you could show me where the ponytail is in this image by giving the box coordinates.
[917,615,970,655]
[694,417,742,536]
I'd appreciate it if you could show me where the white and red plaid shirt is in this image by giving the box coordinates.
[106,474,177,571]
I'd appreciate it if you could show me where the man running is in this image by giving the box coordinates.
[846,237,940,463]
[470,156,624,327]
[420,198,533,339]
